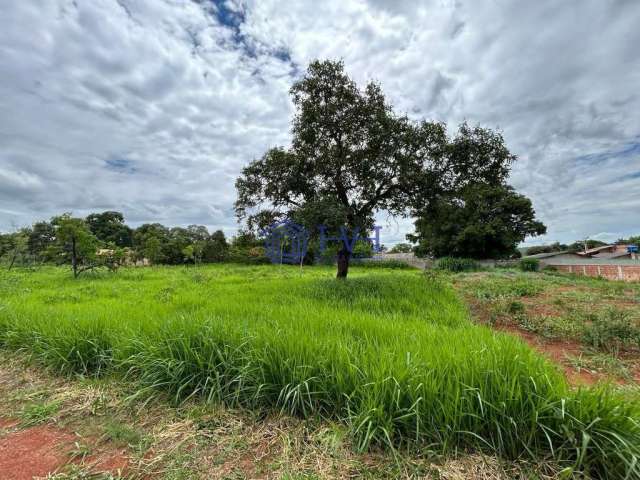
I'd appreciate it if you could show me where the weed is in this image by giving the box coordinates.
[434,257,480,272]
[507,300,525,314]
[519,258,540,272]
[475,279,544,300]
[582,308,640,353]
[567,353,632,380]
[102,419,145,449]
[20,400,60,426]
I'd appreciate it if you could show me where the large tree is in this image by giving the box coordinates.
[409,183,546,259]
[235,60,514,278]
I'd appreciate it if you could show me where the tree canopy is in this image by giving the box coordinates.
[86,211,133,247]
[409,183,546,259]
[235,60,515,277]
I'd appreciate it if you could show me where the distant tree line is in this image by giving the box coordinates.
[0,211,267,276]
[524,235,640,256]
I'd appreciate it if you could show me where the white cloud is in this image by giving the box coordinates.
[0,0,638,245]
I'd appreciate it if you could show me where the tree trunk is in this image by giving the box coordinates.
[71,237,78,278]
[8,249,17,270]
[336,248,350,279]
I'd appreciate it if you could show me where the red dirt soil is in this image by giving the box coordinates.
[459,291,635,385]
[0,422,130,480]
[0,424,76,480]
[494,323,602,385]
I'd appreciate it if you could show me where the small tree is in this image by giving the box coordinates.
[142,236,163,265]
[2,230,31,270]
[52,214,99,278]
[182,244,205,266]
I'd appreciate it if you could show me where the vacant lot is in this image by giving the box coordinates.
[452,269,640,385]
[0,265,639,479]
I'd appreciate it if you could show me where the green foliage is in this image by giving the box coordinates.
[582,309,640,353]
[411,183,546,259]
[525,242,568,256]
[0,229,32,269]
[519,258,540,272]
[353,259,415,269]
[434,257,480,272]
[86,211,132,247]
[203,230,229,262]
[95,244,127,272]
[567,239,608,253]
[130,223,230,266]
[20,400,60,426]
[103,420,145,448]
[388,243,413,254]
[0,265,639,478]
[28,221,56,259]
[182,244,195,264]
[351,240,374,258]
[474,278,545,300]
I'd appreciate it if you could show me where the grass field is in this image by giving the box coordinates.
[1,264,639,479]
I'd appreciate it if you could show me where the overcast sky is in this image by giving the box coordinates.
[1,0,639,245]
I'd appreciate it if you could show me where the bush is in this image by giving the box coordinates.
[227,247,271,265]
[582,309,640,352]
[352,259,415,269]
[519,258,540,272]
[475,279,544,300]
[434,257,480,272]
[388,243,413,254]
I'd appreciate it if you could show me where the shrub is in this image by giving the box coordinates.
[388,243,413,254]
[352,259,415,270]
[227,247,271,265]
[507,300,525,314]
[582,309,640,352]
[474,278,544,300]
[434,257,480,272]
[519,258,540,272]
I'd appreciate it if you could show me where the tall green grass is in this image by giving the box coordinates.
[0,265,638,478]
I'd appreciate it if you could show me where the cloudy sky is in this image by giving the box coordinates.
[1,0,639,245]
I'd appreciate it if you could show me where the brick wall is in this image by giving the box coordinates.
[554,264,640,282]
